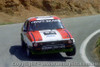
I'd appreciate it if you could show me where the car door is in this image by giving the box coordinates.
[22,20,29,43]
[23,20,33,47]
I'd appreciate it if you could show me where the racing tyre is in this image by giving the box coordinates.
[66,45,76,56]
[21,34,27,49]
[26,48,32,57]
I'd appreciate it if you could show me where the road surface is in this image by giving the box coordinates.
[0,15,100,67]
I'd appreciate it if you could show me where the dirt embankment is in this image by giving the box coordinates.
[0,0,100,24]
[94,37,100,60]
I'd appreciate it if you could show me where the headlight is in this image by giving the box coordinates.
[67,40,73,44]
[39,43,43,45]
[33,43,43,47]
[33,43,38,47]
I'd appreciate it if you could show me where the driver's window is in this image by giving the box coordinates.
[23,20,28,31]
[26,21,29,31]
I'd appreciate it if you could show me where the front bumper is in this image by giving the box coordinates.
[29,44,75,55]
[30,48,74,55]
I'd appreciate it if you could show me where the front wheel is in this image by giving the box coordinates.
[21,34,27,49]
[26,48,32,57]
[65,45,76,56]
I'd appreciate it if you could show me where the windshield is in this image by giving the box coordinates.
[30,19,64,31]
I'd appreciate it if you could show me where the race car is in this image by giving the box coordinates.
[21,16,76,57]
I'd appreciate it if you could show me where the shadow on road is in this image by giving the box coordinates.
[9,45,72,61]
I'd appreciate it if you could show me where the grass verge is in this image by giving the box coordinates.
[0,22,22,25]
[93,37,100,60]
[0,22,15,25]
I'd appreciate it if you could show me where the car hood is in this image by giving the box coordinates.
[29,29,73,42]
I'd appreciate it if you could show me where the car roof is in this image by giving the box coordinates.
[27,16,60,22]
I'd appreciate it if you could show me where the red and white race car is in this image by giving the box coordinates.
[21,16,76,57]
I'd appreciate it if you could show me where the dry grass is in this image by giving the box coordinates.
[93,37,100,60]
[0,0,100,25]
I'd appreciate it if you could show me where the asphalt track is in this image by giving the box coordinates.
[0,15,100,67]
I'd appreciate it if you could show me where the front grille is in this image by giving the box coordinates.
[40,41,66,46]
[32,40,72,51]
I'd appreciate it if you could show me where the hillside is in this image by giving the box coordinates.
[0,0,100,24]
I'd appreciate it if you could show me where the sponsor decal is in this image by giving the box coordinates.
[42,44,65,50]
[44,31,56,35]
[46,35,55,37]
[39,30,62,41]
[43,31,56,37]
[31,19,60,23]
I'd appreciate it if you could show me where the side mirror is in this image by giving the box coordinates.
[23,29,27,32]
[23,27,27,32]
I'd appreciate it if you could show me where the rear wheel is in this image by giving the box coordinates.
[66,45,76,56]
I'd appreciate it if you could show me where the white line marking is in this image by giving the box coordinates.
[80,29,100,67]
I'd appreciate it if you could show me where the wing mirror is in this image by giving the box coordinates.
[23,29,27,32]
[23,27,27,32]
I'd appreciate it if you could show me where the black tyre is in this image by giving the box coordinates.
[26,48,32,57]
[66,45,76,56]
[21,34,27,49]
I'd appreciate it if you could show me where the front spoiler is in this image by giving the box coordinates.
[30,48,74,55]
